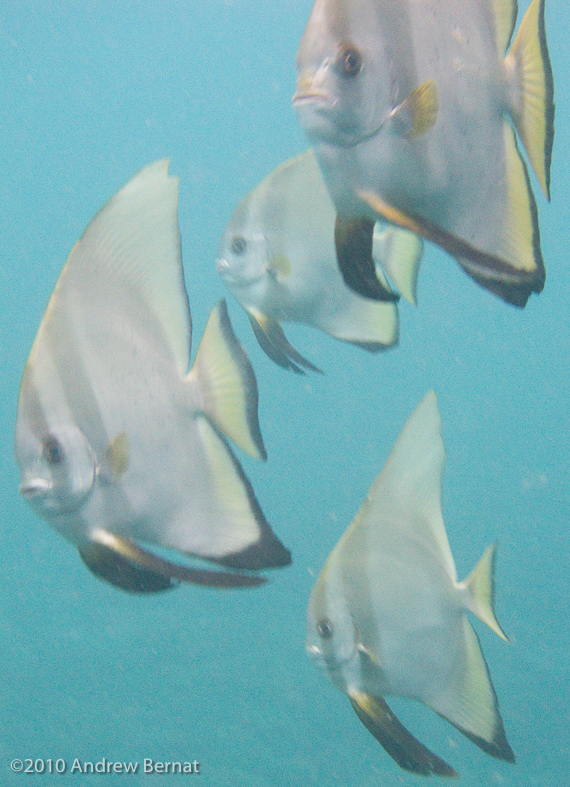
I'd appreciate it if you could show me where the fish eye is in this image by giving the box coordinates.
[337,46,362,78]
[230,236,247,256]
[317,618,334,640]
[42,435,65,465]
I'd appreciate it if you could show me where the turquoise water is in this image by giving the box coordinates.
[1,1,568,785]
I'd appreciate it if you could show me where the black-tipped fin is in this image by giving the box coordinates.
[335,216,400,302]
[358,189,543,307]
[348,690,458,777]
[247,309,323,374]
[79,531,268,593]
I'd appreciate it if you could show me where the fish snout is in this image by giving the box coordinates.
[293,71,332,106]
[19,475,52,498]
[216,256,232,276]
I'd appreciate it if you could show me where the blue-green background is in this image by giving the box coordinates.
[1,1,568,785]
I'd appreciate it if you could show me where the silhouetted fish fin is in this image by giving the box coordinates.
[390,80,439,138]
[358,188,543,307]
[335,215,400,302]
[247,309,323,374]
[79,530,267,593]
[506,0,554,199]
[427,620,515,763]
[190,300,266,460]
[348,690,458,777]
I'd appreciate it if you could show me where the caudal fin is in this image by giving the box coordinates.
[190,300,266,460]
[506,0,555,199]
[464,542,510,642]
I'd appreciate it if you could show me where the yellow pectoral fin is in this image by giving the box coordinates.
[391,80,439,138]
[104,432,130,479]
[269,254,292,281]
[348,690,458,777]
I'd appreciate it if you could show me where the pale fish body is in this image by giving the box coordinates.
[217,149,422,373]
[15,160,290,593]
[307,391,514,776]
[294,0,554,307]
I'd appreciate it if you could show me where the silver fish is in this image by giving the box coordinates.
[294,0,554,307]
[217,149,422,373]
[15,160,291,593]
[307,391,514,776]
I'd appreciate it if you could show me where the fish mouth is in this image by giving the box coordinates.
[216,257,266,288]
[292,89,333,108]
[19,476,52,498]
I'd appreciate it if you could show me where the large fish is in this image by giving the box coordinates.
[14,160,291,593]
[307,391,514,776]
[217,149,422,373]
[294,0,554,307]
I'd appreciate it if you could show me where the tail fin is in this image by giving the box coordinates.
[464,542,510,642]
[506,0,555,199]
[189,300,266,460]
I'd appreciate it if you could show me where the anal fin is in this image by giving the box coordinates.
[348,690,458,777]
[359,189,543,307]
[335,216,400,302]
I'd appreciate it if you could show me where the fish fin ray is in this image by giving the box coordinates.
[317,301,398,351]
[60,160,191,374]
[348,691,458,777]
[391,80,439,138]
[345,391,458,581]
[80,531,267,591]
[492,0,518,52]
[464,542,510,642]
[359,187,543,307]
[458,124,544,302]
[247,310,323,374]
[190,300,266,460]
[314,260,398,349]
[373,226,423,305]
[427,620,515,763]
[335,216,400,302]
[269,254,292,281]
[104,432,130,479]
[506,0,554,199]
[194,417,291,570]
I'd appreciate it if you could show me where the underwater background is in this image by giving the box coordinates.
[1,1,568,785]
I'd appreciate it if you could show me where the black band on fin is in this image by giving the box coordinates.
[335,216,400,302]
[348,691,458,777]
[358,189,544,307]
[79,534,268,593]
[247,312,323,375]
[79,542,177,593]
